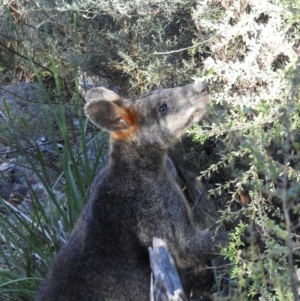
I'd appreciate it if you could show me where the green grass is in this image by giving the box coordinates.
[0,84,108,299]
[0,60,107,301]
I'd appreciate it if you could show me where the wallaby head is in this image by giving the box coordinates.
[84,80,210,150]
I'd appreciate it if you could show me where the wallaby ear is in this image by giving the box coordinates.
[85,87,120,103]
[85,87,138,132]
[85,100,134,131]
[85,87,130,131]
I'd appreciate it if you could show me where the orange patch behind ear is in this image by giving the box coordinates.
[112,107,139,140]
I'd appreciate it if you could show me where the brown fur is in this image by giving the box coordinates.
[35,80,230,301]
[112,107,139,140]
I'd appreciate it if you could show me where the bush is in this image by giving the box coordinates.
[0,0,299,300]
[190,1,300,299]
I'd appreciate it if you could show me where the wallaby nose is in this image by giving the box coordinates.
[200,82,209,96]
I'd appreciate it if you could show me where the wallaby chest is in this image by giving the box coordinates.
[83,158,192,250]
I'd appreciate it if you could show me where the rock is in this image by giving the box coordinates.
[0,82,107,213]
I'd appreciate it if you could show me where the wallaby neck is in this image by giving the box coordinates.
[108,139,168,172]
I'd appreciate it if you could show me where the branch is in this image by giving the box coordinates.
[153,41,208,55]
[0,40,63,81]
[149,237,187,301]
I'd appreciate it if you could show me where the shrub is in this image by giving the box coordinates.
[0,0,299,300]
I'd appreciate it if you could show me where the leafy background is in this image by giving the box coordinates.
[0,0,299,300]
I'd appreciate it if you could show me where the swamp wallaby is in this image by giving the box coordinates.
[35,80,230,301]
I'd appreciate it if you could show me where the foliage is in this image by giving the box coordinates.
[221,221,297,301]
[0,0,299,300]
[190,0,300,299]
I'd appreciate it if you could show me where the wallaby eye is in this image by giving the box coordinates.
[159,104,168,112]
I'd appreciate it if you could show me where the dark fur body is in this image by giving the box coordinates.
[35,81,229,301]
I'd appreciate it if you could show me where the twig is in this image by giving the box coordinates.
[154,41,208,55]
[0,40,63,81]
[0,87,57,104]
[193,179,209,210]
